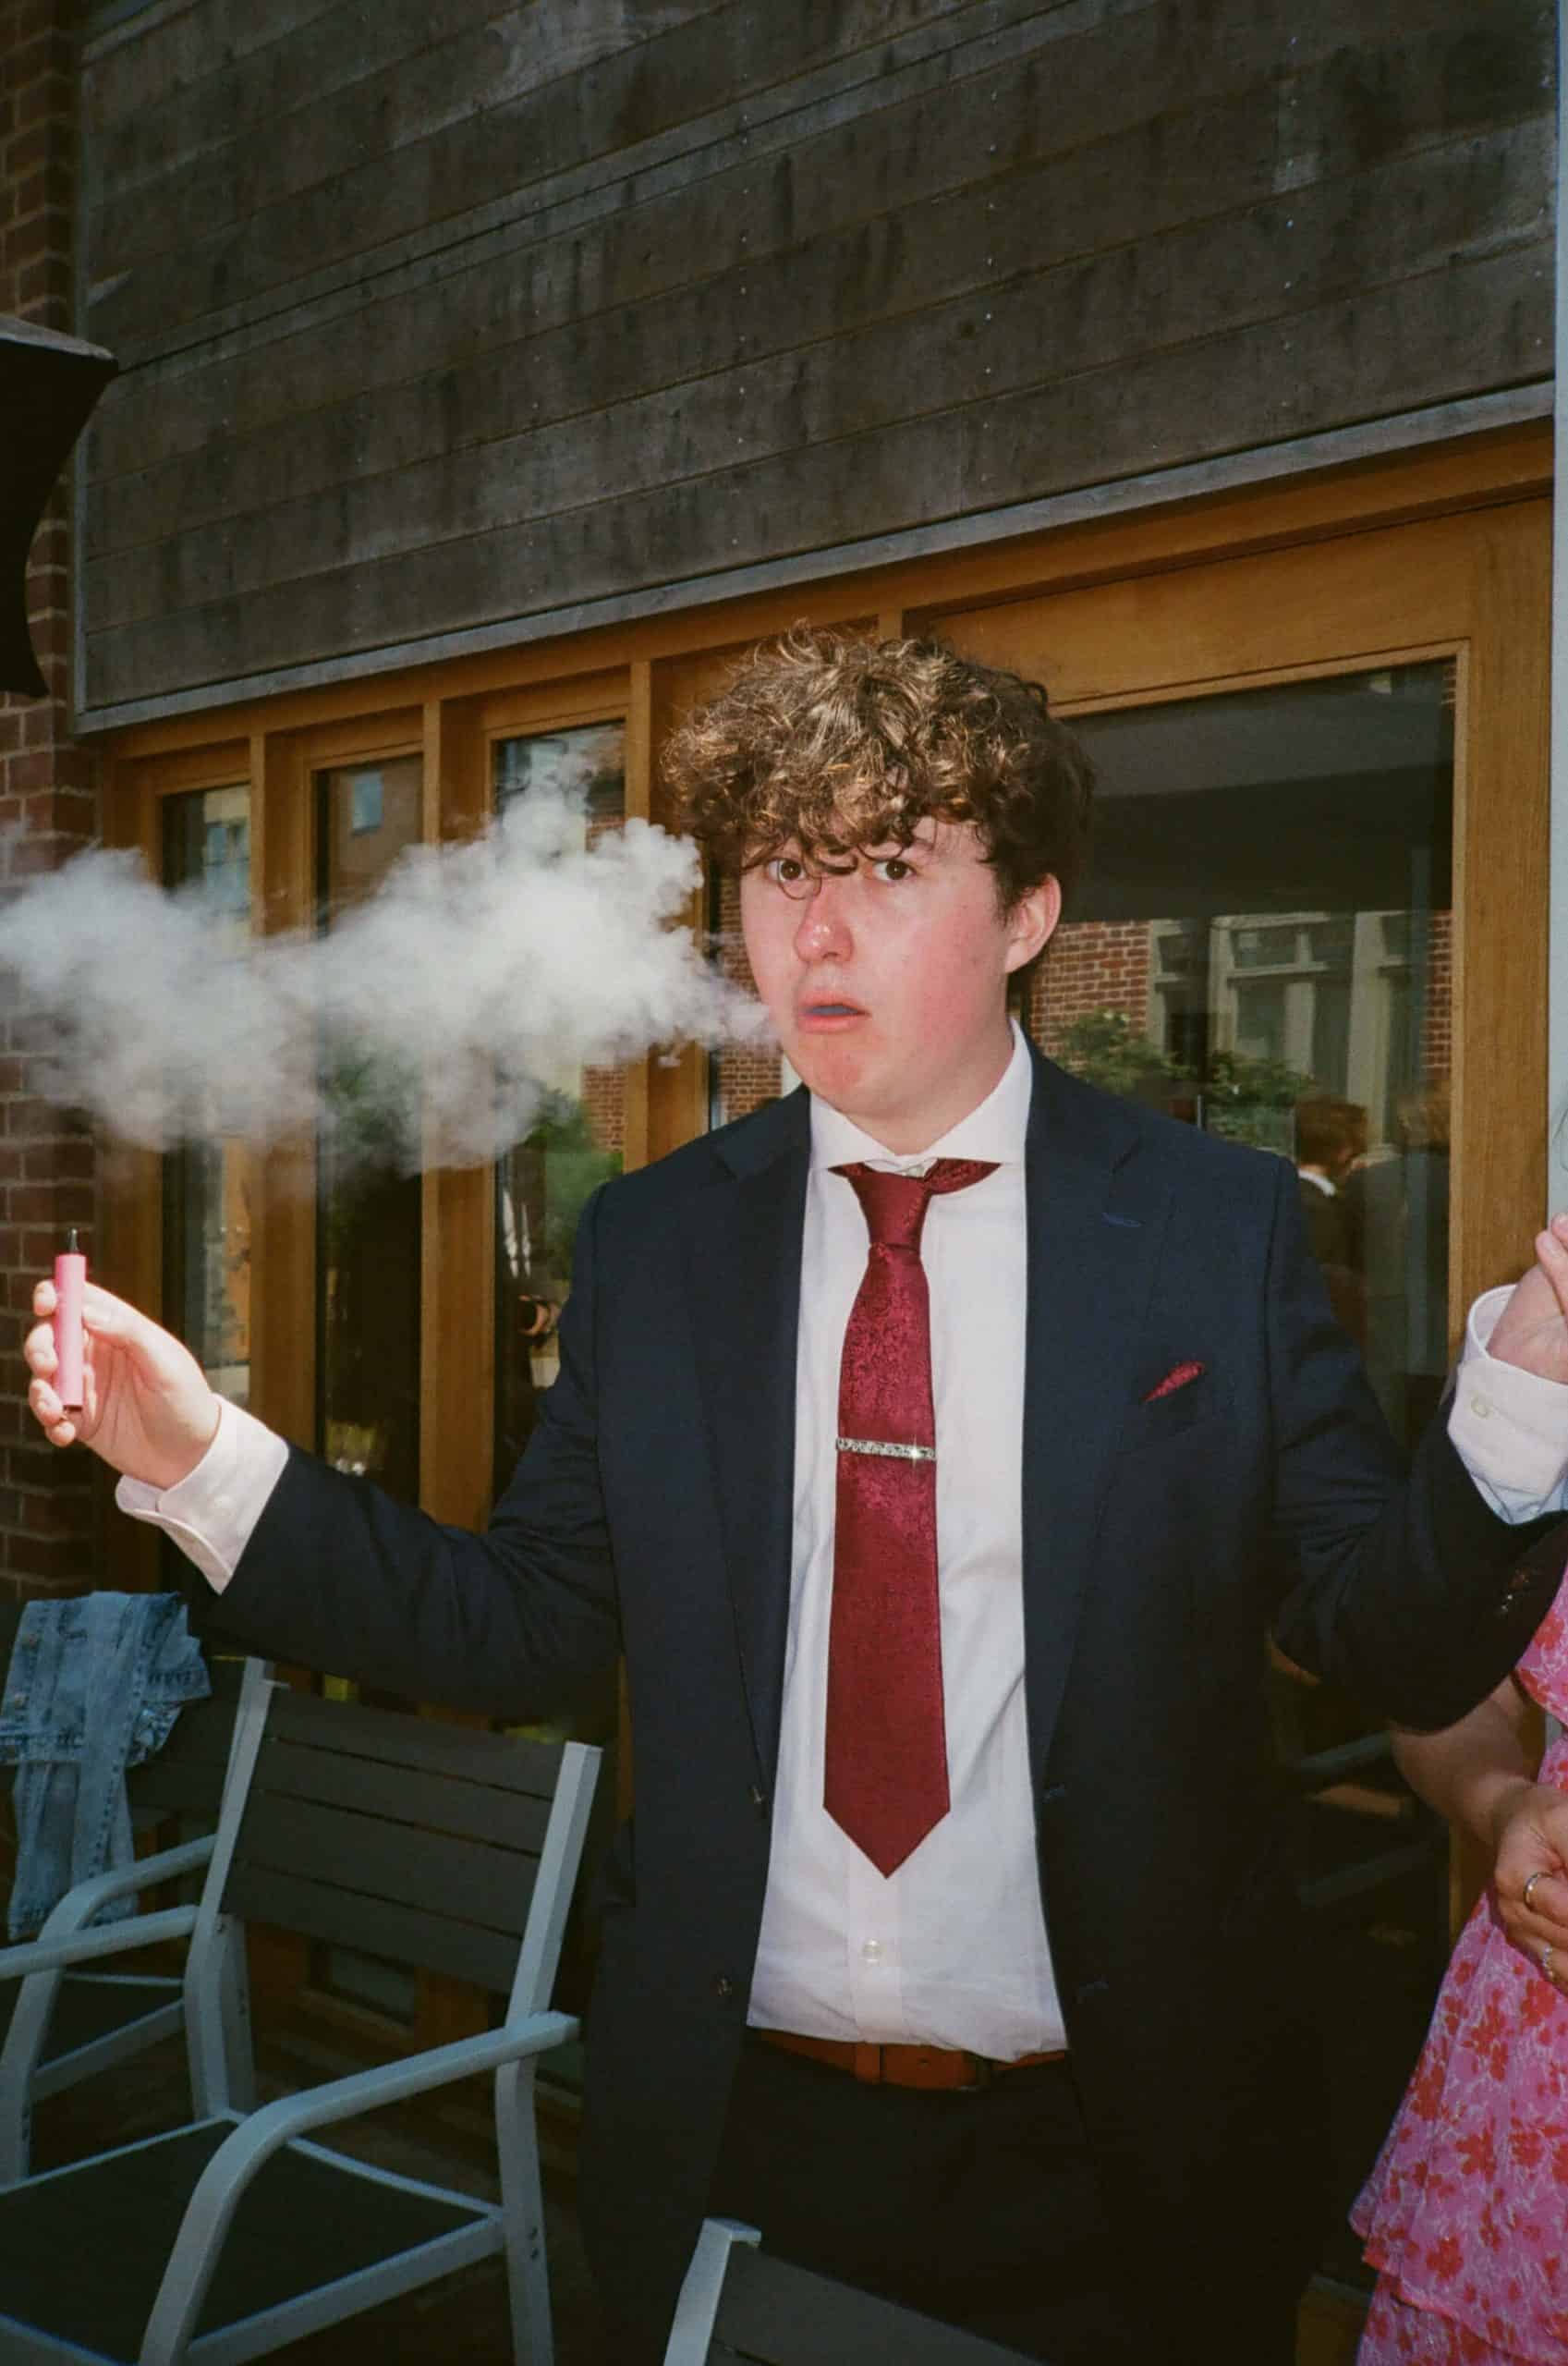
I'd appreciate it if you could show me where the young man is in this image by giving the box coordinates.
[24,630,1568,2363]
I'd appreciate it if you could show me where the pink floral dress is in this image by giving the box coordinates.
[1354,1578,1568,2364]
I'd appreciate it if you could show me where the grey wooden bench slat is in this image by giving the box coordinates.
[222,1858,524,1994]
[248,1731,557,1853]
[714,2248,1038,2362]
[264,1687,565,1795]
[231,1788,540,1933]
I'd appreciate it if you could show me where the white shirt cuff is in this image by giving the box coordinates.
[115,1398,290,1591]
[1448,1284,1568,1521]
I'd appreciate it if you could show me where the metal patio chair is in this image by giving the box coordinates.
[0,1672,600,2365]
[663,2218,1044,2364]
[0,1645,256,2186]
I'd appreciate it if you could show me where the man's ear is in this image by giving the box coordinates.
[1003,874,1062,975]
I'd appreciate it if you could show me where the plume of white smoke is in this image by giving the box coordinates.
[0,787,767,1169]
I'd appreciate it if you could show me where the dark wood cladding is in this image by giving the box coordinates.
[77,0,1555,713]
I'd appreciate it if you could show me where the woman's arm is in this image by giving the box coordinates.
[1392,1674,1537,1850]
[1394,1675,1568,1976]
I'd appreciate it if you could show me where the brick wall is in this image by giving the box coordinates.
[711,872,784,1124]
[580,1064,625,1153]
[0,0,100,1594]
[1032,921,1155,1056]
[1422,907,1453,1089]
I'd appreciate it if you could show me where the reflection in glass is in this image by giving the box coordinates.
[708,865,794,1127]
[1055,661,1453,2289]
[310,764,427,2006]
[162,787,254,1404]
[492,727,626,1487]
[317,757,423,1501]
[1053,662,1453,1442]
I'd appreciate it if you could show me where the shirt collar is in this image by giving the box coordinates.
[808,1018,1032,1174]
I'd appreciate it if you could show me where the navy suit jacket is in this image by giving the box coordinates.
[203,1049,1564,2350]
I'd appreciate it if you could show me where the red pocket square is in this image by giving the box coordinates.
[1143,1360,1206,1404]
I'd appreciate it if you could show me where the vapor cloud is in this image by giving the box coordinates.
[0,787,765,1169]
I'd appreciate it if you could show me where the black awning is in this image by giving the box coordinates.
[0,314,117,699]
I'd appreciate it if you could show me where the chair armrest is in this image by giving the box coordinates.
[18,1835,213,1946]
[139,2011,578,2366]
[0,1903,198,1982]
[225,2011,578,2151]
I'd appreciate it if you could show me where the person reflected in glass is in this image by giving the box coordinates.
[1346,1081,1453,1442]
[1295,1093,1368,1337]
[496,1153,561,1468]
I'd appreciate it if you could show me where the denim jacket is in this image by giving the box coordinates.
[0,1592,210,1939]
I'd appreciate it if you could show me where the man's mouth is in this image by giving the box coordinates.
[799,998,867,1022]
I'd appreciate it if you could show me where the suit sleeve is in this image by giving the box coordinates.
[1263,1157,1566,1728]
[197,1186,621,1719]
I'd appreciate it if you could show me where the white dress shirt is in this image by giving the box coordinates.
[120,1031,1568,2060]
[748,1025,1060,2056]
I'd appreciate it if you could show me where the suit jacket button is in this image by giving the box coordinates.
[713,1974,737,2001]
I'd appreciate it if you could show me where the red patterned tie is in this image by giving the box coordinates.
[826,1157,999,1875]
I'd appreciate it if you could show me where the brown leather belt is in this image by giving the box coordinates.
[755,2027,1067,2092]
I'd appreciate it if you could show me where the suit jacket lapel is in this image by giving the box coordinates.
[683,1089,808,1788]
[1021,1049,1170,1791]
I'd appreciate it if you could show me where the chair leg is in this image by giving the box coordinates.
[495,2057,553,2366]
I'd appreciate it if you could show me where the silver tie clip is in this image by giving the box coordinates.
[836,1436,936,1463]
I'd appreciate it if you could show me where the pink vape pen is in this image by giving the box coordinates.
[53,1229,85,1412]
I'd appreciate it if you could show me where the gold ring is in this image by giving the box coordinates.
[1525,1868,1549,1912]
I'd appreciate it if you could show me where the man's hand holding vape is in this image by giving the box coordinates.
[24,1276,219,1490]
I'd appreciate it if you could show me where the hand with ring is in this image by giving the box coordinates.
[1493,1786,1568,1974]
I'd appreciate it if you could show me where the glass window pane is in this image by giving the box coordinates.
[1051,660,1453,2292]
[492,726,626,1488]
[161,787,254,1405]
[317,756,423,1502]
[1234,922,1297,970]
[1051,662,1453,1440]
[709,866,796,1126]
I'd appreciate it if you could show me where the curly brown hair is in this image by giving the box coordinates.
[663,627,1095,915]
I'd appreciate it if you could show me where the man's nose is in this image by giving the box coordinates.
[792,878,853,960]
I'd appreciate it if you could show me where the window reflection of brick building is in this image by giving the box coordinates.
[1037,908,1452,1143]
[711,872,784,1123]
[580,1067,625,1152]
[1420,909,1453,1086]
[1032,921,1153,1060]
